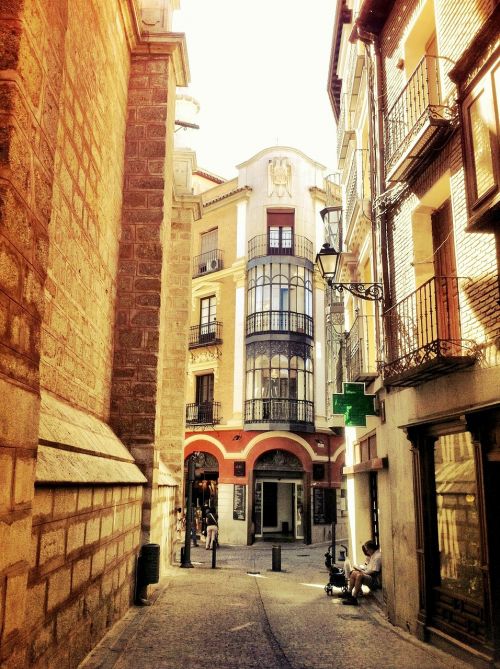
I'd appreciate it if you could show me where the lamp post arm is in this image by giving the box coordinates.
[327,281,383,302]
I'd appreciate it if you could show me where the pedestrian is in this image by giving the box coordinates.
[340,540,381,606]
[205,506,218,550]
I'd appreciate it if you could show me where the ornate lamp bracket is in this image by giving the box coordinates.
[327,280,384,302]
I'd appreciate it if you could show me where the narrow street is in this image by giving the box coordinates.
[79,544,470,669]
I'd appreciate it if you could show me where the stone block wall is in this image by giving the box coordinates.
[27,484,143,669]
[40,0,130,419]
[1,0,194,667]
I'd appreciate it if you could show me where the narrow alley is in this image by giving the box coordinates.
[79,544,470,669]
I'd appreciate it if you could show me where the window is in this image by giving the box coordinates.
[246,262,313,335]
[200,296,216,343]
[196,228,222,274]
[195,374,214,423]
[462,55,500,228]
[267,210,294,255]
[434,432,482,603]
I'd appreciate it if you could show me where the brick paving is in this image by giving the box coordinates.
[79,543,472,669]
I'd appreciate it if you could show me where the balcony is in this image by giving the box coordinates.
[345,314,378,383]
[383,276,477,387]
[336,95,355,170]
[188,322,222,348]
[248,234,314,263]
[246,311,313,338]
[244,399,314,428]
[193,249,224,277]
[185,401,221,425]
[385,56,456,183]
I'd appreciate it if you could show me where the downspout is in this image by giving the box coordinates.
[353,27,392,356]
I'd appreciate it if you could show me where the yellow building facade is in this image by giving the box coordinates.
[184,147,348,547]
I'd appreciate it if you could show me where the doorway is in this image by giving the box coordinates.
[254,479,304,540]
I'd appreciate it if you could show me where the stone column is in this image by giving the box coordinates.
[109,34,192,546]
[0,2,67,666]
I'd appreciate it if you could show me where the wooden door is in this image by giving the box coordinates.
[431,200,460,345]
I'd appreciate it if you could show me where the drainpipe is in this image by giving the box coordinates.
[355,28,392,318]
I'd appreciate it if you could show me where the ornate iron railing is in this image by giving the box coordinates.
[244,399,314,425]
[385,56,454,175]
[192,249,224,277]
[247,234,314,262]
[336,95,355,168]
[345,314,377,381]
[345,156,358,230]
[188,322,222,348]
[383,276,477,383]
[185,401,221,425]
[246,311,313,337]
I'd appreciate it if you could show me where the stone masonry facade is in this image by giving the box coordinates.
[0,1,195,668]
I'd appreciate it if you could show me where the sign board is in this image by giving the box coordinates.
[313,487,336,525]
[332,382,377,427]
[234,461,246,477]
[233,484,246,520]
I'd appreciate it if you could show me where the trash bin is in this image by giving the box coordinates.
[138,543,160,585]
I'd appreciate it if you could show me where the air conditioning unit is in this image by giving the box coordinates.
[208,258,221,271]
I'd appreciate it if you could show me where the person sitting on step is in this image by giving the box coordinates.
[340,540,381,606]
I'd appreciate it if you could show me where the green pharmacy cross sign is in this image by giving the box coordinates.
[332,382,377,427]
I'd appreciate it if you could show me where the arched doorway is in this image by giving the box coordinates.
[253,449,305,541]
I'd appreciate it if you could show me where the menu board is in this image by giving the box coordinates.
[233,484,246,520]
[313,487,336,525]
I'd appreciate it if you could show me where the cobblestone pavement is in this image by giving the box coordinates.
[79,543,472,669]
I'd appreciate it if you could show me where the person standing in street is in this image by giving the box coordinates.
[205,507,218,550]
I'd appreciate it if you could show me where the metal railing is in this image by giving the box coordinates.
[192,249,224,277]
[336,95,355,166]
[247,234,314,262]
[383,276,475,381]
[244,399,314,425]
[344,156,359,231]
[345,314,378,381]
[188,322,222,348]
[185,401,221,425]
[246,311,313,337]
[385,55,453,171]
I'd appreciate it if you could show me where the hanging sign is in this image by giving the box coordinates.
[332,382,376,427]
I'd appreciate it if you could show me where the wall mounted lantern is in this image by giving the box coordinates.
[315,206,383,302]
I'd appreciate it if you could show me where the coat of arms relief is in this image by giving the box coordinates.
[268,157,292,197]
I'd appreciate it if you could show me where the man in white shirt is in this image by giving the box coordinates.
[341,540,382,606]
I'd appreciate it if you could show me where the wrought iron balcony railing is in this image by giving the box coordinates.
[248,234,314,263]
[336,95,355,169]
[246,311,313,338]
[192,249,224,277]
[244,399,314,425]
[345,314,378,383]
[385,55,456,182]
[383,276,477,386]
[185,401,221,425]
[344,155,359,232]
[188,322,222,348]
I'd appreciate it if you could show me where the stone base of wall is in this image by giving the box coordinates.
[27,484,143,669]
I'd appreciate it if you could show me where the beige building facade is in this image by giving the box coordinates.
[184,147,348,547]
[329,0,499,666]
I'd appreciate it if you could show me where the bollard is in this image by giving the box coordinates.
[211,541,217,569]
[272,544,281,572]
